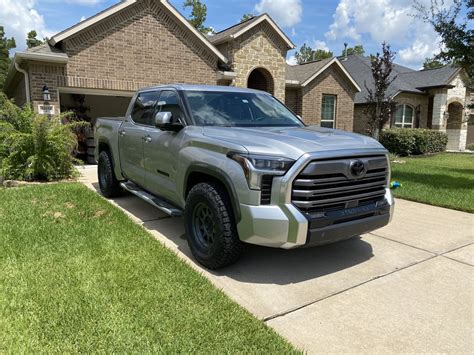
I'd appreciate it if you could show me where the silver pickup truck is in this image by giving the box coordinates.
[95,84,394,269]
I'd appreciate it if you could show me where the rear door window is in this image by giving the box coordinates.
[131,91,160,126]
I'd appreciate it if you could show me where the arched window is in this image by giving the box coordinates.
[394,105,414,128]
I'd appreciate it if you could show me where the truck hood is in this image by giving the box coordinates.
[202,126,385,160]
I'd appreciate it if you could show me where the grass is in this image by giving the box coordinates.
[0,183,296,353]
[390,153,474,213]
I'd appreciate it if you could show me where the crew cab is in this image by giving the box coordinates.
[95,84,394,269]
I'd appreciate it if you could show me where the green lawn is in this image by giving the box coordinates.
[390,153,474,213]
[0,183,296,353]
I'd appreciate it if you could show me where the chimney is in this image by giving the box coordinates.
[343,43,348,60]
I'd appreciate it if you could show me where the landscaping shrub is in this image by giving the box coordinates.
[380,128,448,156]
[0,93,85,181]
[467,143,474,151]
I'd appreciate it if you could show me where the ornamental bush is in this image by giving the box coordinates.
[0,93,85,181]
[379,128,448,156]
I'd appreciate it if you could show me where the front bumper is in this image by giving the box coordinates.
[237,188,394,249]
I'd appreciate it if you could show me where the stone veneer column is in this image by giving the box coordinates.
[432,91,447,131]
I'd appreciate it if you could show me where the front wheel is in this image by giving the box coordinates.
[98,151,122,198]
[185,182,243,269]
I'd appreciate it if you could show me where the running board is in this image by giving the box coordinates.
[120,182,183,217]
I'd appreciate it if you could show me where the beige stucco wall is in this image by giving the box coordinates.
[220,21,288,101]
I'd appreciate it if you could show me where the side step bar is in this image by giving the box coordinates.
[120,182,183,217]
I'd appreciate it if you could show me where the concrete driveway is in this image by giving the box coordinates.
[78,166,473,353]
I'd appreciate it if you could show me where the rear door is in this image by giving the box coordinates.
[144,89,186,203]
[118,90,160,187]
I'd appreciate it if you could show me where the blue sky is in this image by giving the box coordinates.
[1,0,470,69]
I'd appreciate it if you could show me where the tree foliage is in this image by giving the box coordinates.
[0,93,85,181]
[343,44,365,56]
[413,0,473,80]
[422,57,445,69]
[364,42,397,140]
[295,43,333,64]
[0,26,16,91]
[183,0,214,34]
[241,13,254,22]
[26,30,44,49]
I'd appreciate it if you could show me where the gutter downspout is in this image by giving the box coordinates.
[14,61,30,104]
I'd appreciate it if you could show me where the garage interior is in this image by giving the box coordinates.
[59,92,132,163]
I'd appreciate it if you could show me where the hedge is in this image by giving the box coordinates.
[379,128,448,156]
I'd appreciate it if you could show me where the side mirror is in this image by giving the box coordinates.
[155,111,172,128]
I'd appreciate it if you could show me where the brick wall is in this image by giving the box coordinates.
[300,65,356,131]
[285,87,302,116]
[26,0,219,110]
[221,22,288,101]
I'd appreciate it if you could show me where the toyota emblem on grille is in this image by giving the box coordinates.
[349,160,366,178]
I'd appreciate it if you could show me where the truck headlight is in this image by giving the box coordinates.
[227,152,295,190]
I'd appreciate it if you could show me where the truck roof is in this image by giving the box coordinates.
[138,84,270,94]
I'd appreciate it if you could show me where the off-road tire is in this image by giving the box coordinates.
[185,182,243,269]
[98,151,121,198]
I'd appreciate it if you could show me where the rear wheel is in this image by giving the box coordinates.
[98,150,121,198]
[185,182,243,269]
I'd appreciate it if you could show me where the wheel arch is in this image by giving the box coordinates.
[184,166,241,223]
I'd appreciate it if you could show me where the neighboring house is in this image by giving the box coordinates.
[340,54,472,151]
[3,0,359,139]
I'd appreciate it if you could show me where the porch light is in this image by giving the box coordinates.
[42,85,51,102]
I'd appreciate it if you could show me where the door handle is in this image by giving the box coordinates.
[119,130,126,136]
[143,135,152,143]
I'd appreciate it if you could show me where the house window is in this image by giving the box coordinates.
[321,94,336,128]
[394,104,414,128]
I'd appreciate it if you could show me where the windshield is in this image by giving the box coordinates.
[184,91,304,127]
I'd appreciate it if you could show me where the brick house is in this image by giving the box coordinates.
[3,0,359,142]
[340,54,472,151]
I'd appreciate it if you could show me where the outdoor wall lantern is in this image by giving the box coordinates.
[42,85,51,102]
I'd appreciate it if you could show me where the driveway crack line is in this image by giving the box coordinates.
[262,254,438,323]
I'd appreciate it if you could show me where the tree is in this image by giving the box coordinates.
[422,57,445,69]
[343,44,365,56]
[295,43,333,64]
[241,13,254,22]
[183,0,213,34]
[413,0,473,78]
[0,26,16,91]
[26,30,44,49]
[364,42,397,140]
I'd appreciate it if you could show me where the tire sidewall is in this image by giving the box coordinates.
[185,186,226,263]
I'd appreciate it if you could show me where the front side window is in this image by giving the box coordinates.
[131,91,160,126]
[394,105,414,128]
[157,90,184,124]
[321,94,336,128]
[184,91,303,127]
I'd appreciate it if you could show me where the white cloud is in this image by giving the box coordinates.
[65,0,103,5]
[313,40,329,51]
[254,0,303,27]
[80,16,87,22]
[286,54,298,65]
[0,0,53,52]
[325,0,442,67]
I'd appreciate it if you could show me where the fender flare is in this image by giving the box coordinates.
[184,164,241,223]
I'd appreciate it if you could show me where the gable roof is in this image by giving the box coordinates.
[208,13,295,49]
[340,54,461,103]
[49,0,227,63]
[286,57,361,91]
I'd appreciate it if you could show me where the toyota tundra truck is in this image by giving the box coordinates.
[95,84,394,269]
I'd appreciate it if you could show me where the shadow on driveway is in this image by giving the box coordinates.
[92,183,374,285]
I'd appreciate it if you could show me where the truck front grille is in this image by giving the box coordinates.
[260,175,274,205]
[292,156,388,215]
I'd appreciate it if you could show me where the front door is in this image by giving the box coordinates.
[144,90,186,204]
[118,90,160,187]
